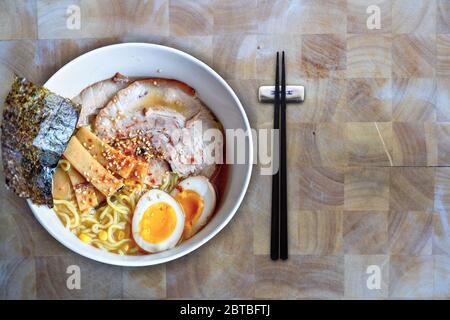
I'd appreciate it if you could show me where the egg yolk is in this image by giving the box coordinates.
[139,202,177,244]
[174,189,204,235]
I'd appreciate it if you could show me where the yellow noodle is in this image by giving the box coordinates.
[91,224,102,233]
[113,210,119,225]
[53,181,147,255]
[102,213,114,228]
[56,211,71,228]
[118,194,135,211]
[54,200,80,228]
[107,223,126,243]
[93,242,107,251]
[91,238,131,250]
[107,196,128,214]
[99,206,111,220]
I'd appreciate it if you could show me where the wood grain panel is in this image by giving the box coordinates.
[290,123,346,167]
[347,0,392,33]
[437,0,450,33]
[392,78,436,122]
[344,167,390,211]
[392,122,436,166]
[392,35,436,78]
[122,265,166,299]
[436,123,450,165]
[345,78,392,122]
[300,34,346,78]
[0,257,36,299]
[344,255,389,298]
[169,0,213,36]
[437,34,450,77]
[434,255,450,298]
[0,40,39,83]
[433,210,450,255]
[258,0,347,35]
[36,256,122,299]
[343,211,388,254]
[389,167,435,211]
[38,0,169,39]
[255,255,344,299]
[291,78,346,123]
[213,0,257,34]
[346,34,392,78]
[345,122,393,166]
[162,35,213,66]
[435,168,450,212]
[212,35,256,80]
[297,167,345,210]
[0,0,37,40]
[389,255,433,298]
[0,207,35,259]
[437,77,450,121]
[296,211,343,255]
[388,211,433,255]
[392,0,436,34]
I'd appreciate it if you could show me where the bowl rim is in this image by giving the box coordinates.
[27,42,253,266]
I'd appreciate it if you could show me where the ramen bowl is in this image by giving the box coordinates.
[28,43,253,266]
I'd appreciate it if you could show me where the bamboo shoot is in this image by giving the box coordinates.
[66,167,98,211]
[63,137,123,197]
[52,167,73,200]
[76,127,135,178]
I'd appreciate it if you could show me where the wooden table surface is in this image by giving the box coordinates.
[1,0,450,299]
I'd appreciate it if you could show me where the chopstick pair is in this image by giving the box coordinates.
[271,52,288,261]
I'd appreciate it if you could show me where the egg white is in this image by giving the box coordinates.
[132,189,185,253]
[172,176,216,239]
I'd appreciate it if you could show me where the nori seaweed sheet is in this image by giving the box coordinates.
[1,76,80,207]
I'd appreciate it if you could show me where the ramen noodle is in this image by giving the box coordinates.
[53,160,147,255]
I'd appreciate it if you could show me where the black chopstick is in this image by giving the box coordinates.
[279,52,288,260]
[270,52,280,261]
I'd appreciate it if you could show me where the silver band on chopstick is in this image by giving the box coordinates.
[258,85,305,103]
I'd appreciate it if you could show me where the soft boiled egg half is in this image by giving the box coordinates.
[171,176,216,239]
[132,189,185,253]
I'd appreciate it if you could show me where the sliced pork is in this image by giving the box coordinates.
[94,79,201,140]
[145,157,170,186]
[73,73,131,127]
[94,78,223,179]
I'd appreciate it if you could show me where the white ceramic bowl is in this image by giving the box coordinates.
[28,43,253,266]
